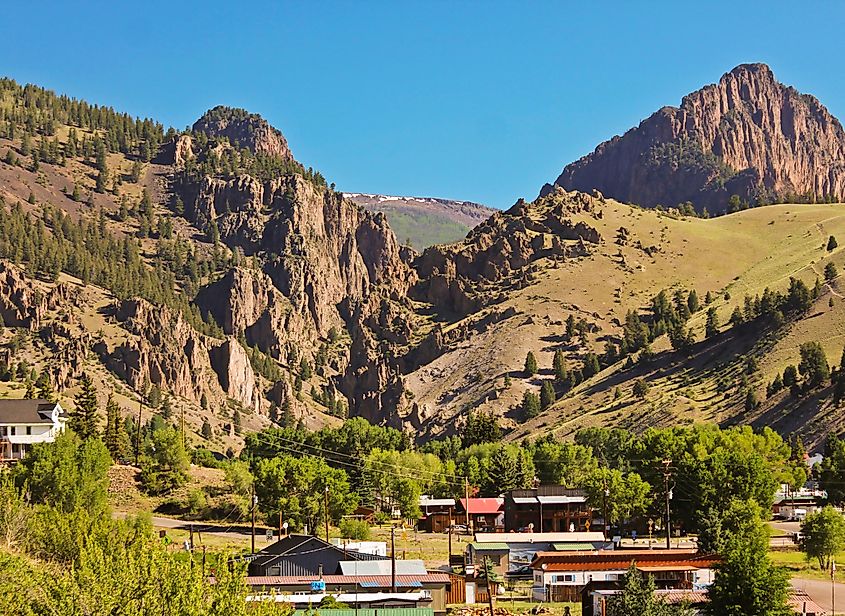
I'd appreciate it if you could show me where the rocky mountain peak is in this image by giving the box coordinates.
[553,63,845,213]
[192,106,293,160]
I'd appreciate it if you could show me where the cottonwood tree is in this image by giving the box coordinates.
[705,499,791,616]
[801,505,845,570]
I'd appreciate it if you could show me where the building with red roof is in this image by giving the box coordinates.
[456,498,504,532]
[530,549,719,603]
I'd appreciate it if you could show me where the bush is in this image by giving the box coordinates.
[339,519,371,541]
[191,447,224,469]
[187,490,208,516]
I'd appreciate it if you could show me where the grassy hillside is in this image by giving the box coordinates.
[405,199,845,448]
[347,193,495,250]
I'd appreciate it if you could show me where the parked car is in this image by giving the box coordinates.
[506,565,533,579]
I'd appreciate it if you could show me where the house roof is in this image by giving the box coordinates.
[551,542,609,551]
[789,589,827,615]
[245,574,451,587]
[475,532,604,544]
[532,549,718,572]
[536,495,587,505]
[459,498,503,514]
[256,535,384,559]
[339,560,427,576]
[250,592,429,604]
[419,498,455,508]
[469,543,510,552]
[0,399,63,424]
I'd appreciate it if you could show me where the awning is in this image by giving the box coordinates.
[537,496,586,505]
[512,497,539,504]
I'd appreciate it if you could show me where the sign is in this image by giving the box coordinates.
[266,529,274,541]
[310,581,326,592]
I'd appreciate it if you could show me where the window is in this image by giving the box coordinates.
[605,573,622,581]
[553,574,575,583]
[268,567,281,576]
[26,426,31,435]
[9,427,14,436]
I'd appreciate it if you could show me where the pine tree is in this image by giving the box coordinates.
[522,391,541,420]
[104,394,127,460]
[515,448,535,488]
[705,306,719,338]
[687,289,700,313]
[281,397,294,427]
[35,370,56,402]
[161,394,172,420]
[488,447,518,493]
[71,373,99,440]
[24,380,36,399]
[201,420,212,439]
[540,380,556,409]
[524,351,538,376]
[552,350,568,384]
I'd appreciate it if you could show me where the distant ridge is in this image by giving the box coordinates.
[346,192,495,250]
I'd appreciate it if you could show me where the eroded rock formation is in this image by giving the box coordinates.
[552,63,845,213]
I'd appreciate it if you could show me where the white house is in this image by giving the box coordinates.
[0,399,67,461]
[531,549,718,603]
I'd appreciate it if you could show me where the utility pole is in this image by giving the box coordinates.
[832,558,836,616]
[278,506,283,539]
[324,485,330,542]
[662,459,672,550]
[135,400,143,466]
[484,556,495,616]
[189,523,194,551]
[251,487,257,555]
[390,525,396,592]
[464,478,471,529]
[602,474,610,541]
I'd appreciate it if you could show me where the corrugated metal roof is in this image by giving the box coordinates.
[536,495,586,504]
[469,543,509,551]
[533,550,718,572]
[339,560,427,576]
[419,498,455,507]
[246,574,451,587]
[475,532,604,543]
[551,542,600,551]
[459,498,503,514]
[512,497,538,504]
[292,610,433,616]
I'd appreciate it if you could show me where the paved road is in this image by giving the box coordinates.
[792,577,845,612]
[772,521,802,534]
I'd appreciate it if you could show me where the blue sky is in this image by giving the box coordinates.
[3,1,845,208]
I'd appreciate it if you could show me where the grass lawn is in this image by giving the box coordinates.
[770,547,844,581]
[454,599,581,616]
[367,526,463,568]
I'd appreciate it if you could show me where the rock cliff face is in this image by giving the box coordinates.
[177,134,416,421]
[192,106,293,160]
[414,188,602,315]
[102,298,262,412]
[0,261,76,329]
[552,63,845,213]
